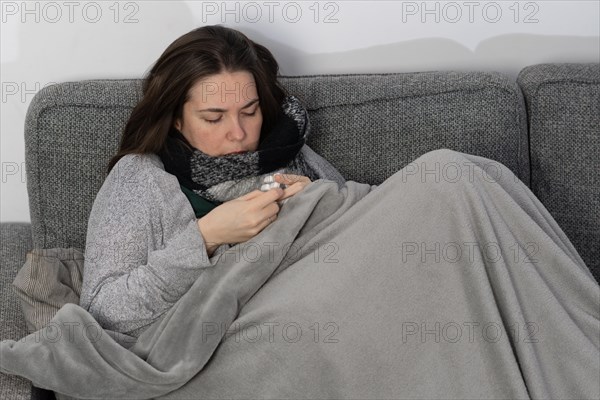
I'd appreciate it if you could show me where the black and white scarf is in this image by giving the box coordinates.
[158,95,319,204]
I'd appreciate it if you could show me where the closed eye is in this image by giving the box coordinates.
[243,106,259,116]
[205,116,222,124]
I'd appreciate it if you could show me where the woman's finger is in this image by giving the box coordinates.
[280,181,310,200]
[237,189,265,201]
[251,187,284,208]
[274,173,310,185]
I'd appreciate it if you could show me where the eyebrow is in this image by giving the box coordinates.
[196,98,259,113]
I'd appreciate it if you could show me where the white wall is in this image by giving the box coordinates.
[1,0,599,222]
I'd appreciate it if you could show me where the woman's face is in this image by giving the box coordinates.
[175,70,263,156]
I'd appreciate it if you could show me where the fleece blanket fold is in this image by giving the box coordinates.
[1,149,598,400]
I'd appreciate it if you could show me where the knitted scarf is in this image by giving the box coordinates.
[158,95,319,206]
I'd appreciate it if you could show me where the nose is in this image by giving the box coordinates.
[227,116,246,141]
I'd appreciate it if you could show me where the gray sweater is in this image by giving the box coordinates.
[79,145,345,338]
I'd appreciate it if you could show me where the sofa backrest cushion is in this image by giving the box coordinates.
[517,63,600,277]
[25,72,528,249]
[280,72,529,187]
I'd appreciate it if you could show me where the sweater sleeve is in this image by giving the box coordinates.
[79,154,225,337]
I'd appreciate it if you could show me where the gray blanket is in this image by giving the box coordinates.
[1,149,599,400]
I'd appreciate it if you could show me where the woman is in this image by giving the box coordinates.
[3,25,597,399]
[79,25,346,337]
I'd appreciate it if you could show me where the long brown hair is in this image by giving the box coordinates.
[106,25,287,174]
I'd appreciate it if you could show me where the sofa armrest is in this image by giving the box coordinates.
[0,222,56,400]
[517,63,600,281]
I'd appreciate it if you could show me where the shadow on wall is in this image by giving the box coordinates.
[240,30,600,79]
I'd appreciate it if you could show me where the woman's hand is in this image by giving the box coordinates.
[274,173,312,201]
[197,188,284,255]
[197,174,312,256]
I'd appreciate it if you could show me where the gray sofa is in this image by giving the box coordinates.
[1,63,598,399]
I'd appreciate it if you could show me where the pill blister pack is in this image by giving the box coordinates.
[260,174,287,192]
[260,173,289,205]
